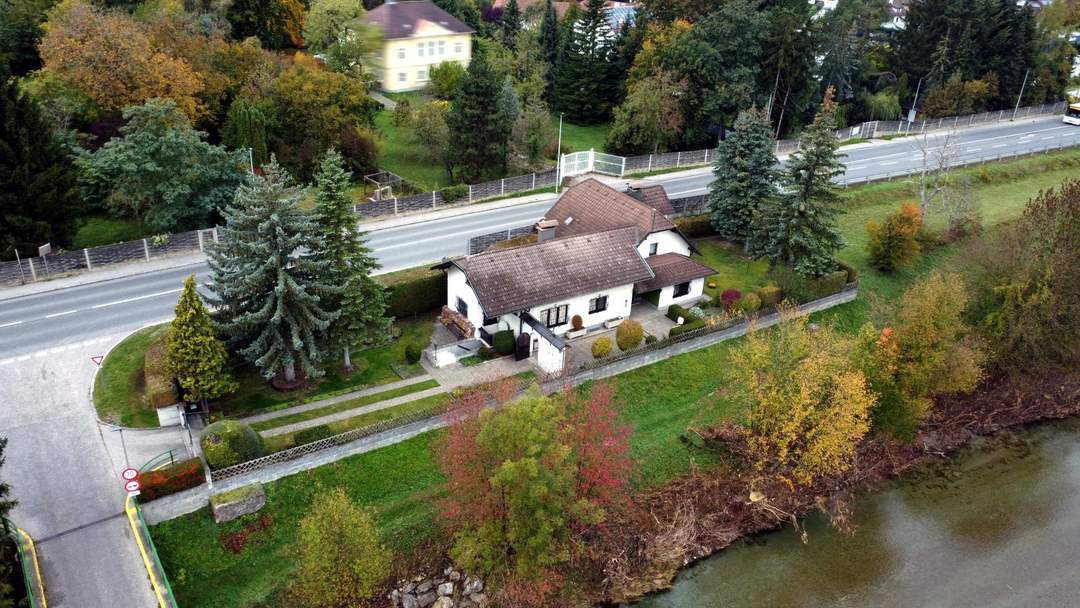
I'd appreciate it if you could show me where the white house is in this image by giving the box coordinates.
[434,179,714,374]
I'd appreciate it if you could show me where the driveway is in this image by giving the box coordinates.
[0,333,180,607]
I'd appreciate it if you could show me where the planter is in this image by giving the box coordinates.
[604,318,624,329]
[566,328,588,340]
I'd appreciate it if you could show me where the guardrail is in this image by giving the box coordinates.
[3,517,46,608]
[139,449,180,473]
[124,495,178,608]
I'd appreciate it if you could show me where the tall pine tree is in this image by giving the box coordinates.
[0,64,80,259]
[551,0,619,123]
[208,160,339,384]
[709,107,779,251]
[168,275,237,405]
[539,0,561,98]
[311,149,391,372]
[755,89,846,277]
[501,0,521,48]
[448,53,513,182]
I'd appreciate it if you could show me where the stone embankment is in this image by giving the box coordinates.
[390,568,487,608]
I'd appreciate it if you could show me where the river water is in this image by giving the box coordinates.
[637,418,1080,608]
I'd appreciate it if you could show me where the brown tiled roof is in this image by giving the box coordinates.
[446,226,654,318]
[543,178,675,243]
[633,253,715,294]
[366,1,473,39]
[630,185,676,216]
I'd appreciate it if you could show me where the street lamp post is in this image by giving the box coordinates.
[1013,69,1030,121]
[555,112,564,194]
[110,427,129,469]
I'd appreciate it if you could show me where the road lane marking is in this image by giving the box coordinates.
[43,310,77,319]
[90,288,182,309]
[966,148,981,152]
[992,144,1007,148]
[0,321,22,328]
[879,161,898,166]
[1042,136,1055,140]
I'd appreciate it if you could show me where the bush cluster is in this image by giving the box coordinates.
[616,319,644,351]
[757,285,783,306]
[720,289,742,309]
[144,333,178,408]
[379,269,446,319]
[404,343,422,364]
[667,304,707,338]
[674,215,715,238]
[492,330,516,356]
[138,458,205,502]
[740,292,762,313]
[775,267,848,302]
[439,184,469,203]
[866,203,922,272]
[200,420,265,470]
[591,337,612,358]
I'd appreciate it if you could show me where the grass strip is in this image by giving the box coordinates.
[93,324,169,428]
[251,379,440,433]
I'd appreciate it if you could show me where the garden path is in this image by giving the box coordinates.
[238,373,434,426]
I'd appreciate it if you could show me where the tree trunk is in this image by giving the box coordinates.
[343,346,354,373]
[283,360,296,384]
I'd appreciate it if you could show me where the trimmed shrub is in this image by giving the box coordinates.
[201,420,265,470]
[688,306,705,318]
[645,335,658,345]
[478,345,494,360]
[616,319,644,350]
[144,333,178,408]
[379,269,446,318]
[139,458,205,502]
[757,285,783,306]
[774,267,848,302]
[720,289,742,309]
[492,330,515,356]
[666,304,694,323]
[571,314,583,330]
[674,214,714,238]
[740,292,762,313]
[836,259,858,283]
[439,184,469,203]
[404,343,422,364]
[669,318,707,338]
[591,337,612,358]
[294,425,335,446]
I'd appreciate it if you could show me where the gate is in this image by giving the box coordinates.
[593,152,626,176]
[559,149,627,178]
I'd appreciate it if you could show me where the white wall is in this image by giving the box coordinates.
[657,277,706,310]
[536,338,566,376]
[638,230,691,259]
[445,266,483,338]
[525,284,634,337]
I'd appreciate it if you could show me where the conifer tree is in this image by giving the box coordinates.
[539,0,561,92]
[167,275,237,405]
[0,64,81,258]
[755,88,846,277]
[311,149,391,372]
[501,0,521,48]
[709,106,779,250]
[448,53,513,182]
[551,0,619,123]
[207,160,339,384]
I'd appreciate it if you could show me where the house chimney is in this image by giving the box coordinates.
[536,219,558,243]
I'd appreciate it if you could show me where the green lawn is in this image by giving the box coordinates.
[72,217,154,249]
[252,378,440,433]
[262,392,450,453]
[692,239,775,302]
[372,111,454,191]
[93,324,169,427]
[152,149,1080,608]
[556,117,611,153]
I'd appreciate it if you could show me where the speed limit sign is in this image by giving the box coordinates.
[121,467,139,481]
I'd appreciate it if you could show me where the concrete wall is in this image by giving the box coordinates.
[375,32,472,92]
[536,338,566,376]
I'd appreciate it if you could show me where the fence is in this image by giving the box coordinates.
[209,405,444,482]
[355,169,559,219]
[2,518,46,608]
[125,496,178,608]
[0,228,217,287]
[467,225,537,255]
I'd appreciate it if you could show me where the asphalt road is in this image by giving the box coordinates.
[1,116,1079,358]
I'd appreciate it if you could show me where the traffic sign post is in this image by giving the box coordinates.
[122,468,141,496]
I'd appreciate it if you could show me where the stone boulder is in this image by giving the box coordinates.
[210,484,266,523]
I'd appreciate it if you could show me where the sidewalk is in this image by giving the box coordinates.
[260,385,448,438]
[239,373,435,426]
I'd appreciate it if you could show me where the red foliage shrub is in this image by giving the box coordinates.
[138,458,205,502]
[492,571,567,608]
[219,515,273,554]
[720,288,742,309]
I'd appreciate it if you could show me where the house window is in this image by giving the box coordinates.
[417,68,428,81]
[454,41,463,54]
[439,40,446,55]
[482,315,497,327]
[417,42,424,57]
[648,242,658,256]
[398,72,406,82]
[456,297,469,317]
[588,296,608,314]
[428,41,436,55]
[542,304,568,328]
[397,47,406,60]
[672,282,691,298]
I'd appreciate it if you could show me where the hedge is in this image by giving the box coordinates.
[836,259,858,283]
[294,425,334,446]
[773,267,849,302]
[666,304,697,323]
[674,215,715,238]
[379,268,446,319]
[492,330,515,356]
[139,458,205,502]
[144,333,177,409]
[669,318,707,338]
[439,184,469,203]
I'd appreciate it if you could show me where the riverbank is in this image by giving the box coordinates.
[588,370,1080,604]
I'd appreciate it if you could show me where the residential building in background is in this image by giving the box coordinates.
[365,1,473,92]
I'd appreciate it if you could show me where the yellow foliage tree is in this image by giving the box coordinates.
[731,306,875,487]
[38,0,204,120]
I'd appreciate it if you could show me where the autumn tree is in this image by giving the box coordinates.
[606,70,687,154]
[38,1,204,120]
[439,383,631,580]
[730,307,875,487]
[311,149,390,372]
[167,275,237,405]
[228,0,306,49]
[290,487,391,607]
[78,99,246,232]
[865,203,923,272]
[708,106,778,250]
[208,160,338,384]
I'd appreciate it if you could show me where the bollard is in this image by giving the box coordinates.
[84,248,92,271]
[28,258,36,281]
[143,238,151,261]
[198,230,204,252]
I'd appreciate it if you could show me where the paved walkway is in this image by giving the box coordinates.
[239,373,434,426]
[370,91,397,109]
[260,385,448,438]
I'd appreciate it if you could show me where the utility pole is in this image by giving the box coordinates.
[248,148,256,175]
[1012,68,1030,121]
[555,112,564,194]
[906,77,923,134]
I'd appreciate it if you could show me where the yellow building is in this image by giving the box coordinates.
[366,1,474,93]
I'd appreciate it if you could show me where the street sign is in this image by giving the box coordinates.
[90,355,103,367]
[124,480,141,493]
[121,467,139,481]
[37,243,51,257]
